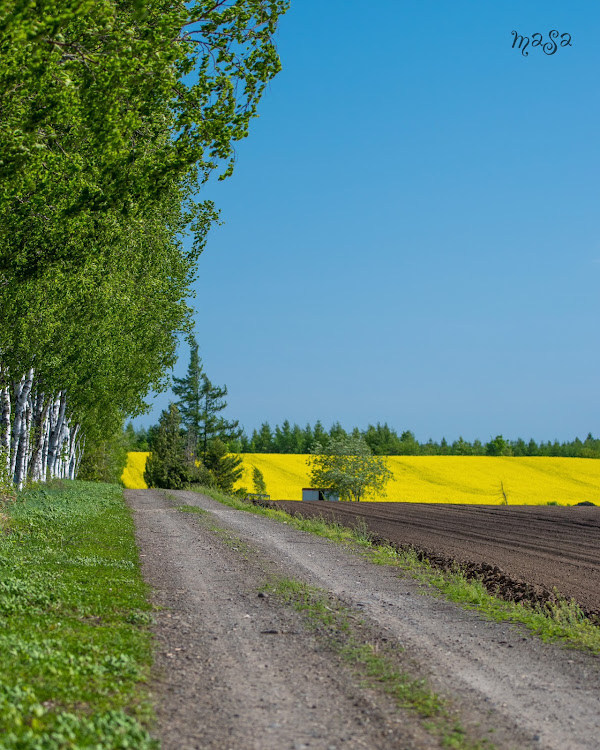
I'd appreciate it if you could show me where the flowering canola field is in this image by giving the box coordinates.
[122,452,149,490]
[122,453,600,505]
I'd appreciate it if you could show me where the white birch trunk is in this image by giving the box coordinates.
[41,405,52,482]
[15,400,32,490]
[74,435,85,479]
[58,420,70,479]
[10,368,34,480]
[67,424,80,480]
[0,369,11,475]
[46,392,66,481]
[29,395,50,484]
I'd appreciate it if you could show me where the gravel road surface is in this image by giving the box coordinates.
[126,490,600,750]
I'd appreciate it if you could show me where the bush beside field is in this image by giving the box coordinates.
[122,452,600,505]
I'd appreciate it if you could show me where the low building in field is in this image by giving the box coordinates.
[302,487,339,502]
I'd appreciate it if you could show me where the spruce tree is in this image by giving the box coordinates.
[252,466,268,495]
[204,438,243,493]
[173,338,205,461]
[173,337,241,460]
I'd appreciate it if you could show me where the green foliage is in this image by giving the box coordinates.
[485,435,512,457]
[203,438,243,493]
[252,466,267,495]
[307,435,393,502]
[0,481,156,747]
[240,421,600,458]
[0,1,288,469]
[124,423,154,452]
[78,425,130,484]
[1,0,289,275]
[144,404,197,489]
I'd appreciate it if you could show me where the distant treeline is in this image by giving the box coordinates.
[128,420,600,459]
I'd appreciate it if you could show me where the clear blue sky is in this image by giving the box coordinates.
[134,0,599,444]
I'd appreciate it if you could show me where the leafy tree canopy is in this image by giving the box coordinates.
[307,435,393,503]
[1,0,288,275]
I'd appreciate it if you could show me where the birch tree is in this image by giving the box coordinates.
[0,0,288,485]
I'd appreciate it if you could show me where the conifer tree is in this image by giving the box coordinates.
[173,338,205,461]
[173,337,241,460]
[252,466,268,495]
[255,422,274,452]
[204,438,243,493]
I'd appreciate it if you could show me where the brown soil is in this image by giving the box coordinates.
[274,502,600,620]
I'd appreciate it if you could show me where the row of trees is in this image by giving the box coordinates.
[226,421,600,459]
[0,1,288,487]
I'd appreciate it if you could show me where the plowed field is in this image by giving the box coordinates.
[275,501,600,621]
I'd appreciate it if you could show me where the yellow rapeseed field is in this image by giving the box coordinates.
[122,452,149,490]
[122,452,600,505]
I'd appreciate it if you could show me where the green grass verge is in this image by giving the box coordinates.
[0,481,157,750]
[264,578,491,750]
[194,487,600,654]
[367,544,600,653]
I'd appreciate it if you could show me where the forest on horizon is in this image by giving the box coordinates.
[128,420,600,459]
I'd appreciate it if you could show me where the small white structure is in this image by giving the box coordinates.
[302,487,339,502]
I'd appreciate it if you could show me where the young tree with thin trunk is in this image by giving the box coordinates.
[252,466,268,495]
[307,436,393,503]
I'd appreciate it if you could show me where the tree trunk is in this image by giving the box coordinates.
[10,368,34,479]
[0,369,11,475]
[46,392,66,480]
[67,424,80,480]
[74,435,85,479]
[15,400,32,490]
[29,395,50,483]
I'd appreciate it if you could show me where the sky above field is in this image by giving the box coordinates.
[135,1,599,443]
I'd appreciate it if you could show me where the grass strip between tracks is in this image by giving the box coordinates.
[194,487,600,655]
[0,482,157,750]
[262,577,492,750]
[175,501,491,749]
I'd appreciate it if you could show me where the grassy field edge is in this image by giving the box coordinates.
[0,481,157,750]
[193,487,600,655]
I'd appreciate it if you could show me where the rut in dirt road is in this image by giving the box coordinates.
[127,489,439,750]
[127,489,600,750]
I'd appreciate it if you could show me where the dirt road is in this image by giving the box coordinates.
[126,490,600,750]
